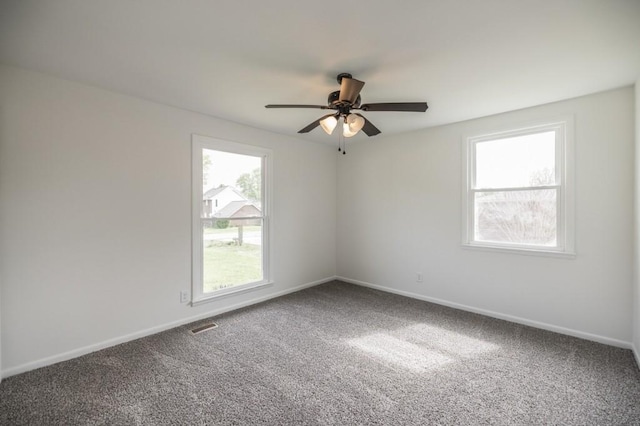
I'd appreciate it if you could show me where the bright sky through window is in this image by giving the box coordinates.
[203,149,261,190]
[475,131,556,189]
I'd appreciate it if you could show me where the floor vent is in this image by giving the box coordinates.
[189,322,218,335]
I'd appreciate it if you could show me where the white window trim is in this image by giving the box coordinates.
[191,134,273,305]
[461,117,575,257]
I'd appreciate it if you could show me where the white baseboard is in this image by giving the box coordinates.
[1,277,335,379]
[337,276,632,350]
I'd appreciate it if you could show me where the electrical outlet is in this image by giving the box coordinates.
[416,272,423,283]
[180,290,189,303]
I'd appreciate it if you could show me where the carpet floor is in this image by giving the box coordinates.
[1,281,639,425]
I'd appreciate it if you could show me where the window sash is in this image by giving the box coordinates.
[472,187,560,248]
[471,131,562,189]
[469,184,560,193]
[199,217,266,296]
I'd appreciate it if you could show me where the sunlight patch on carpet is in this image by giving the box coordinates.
[347,324,499,372]
[348,333,452,371]
[402,323,499,358]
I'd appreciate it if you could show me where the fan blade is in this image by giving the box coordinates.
[298,113,336,134]
[339,78,365,104]
[354,114,381,137]
[359,102,428,112]
[265,104,329,109]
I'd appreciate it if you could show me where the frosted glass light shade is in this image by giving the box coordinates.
[320,115,338,135]
[343,114,365,137]
[343,122,358,137]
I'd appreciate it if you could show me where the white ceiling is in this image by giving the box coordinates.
[1,0,639,144]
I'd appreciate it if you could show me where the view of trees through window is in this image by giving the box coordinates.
[474,169,557,246]
[202,149,263,292]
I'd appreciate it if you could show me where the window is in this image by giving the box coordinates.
[192,135,272,304]
[462,118,574,256]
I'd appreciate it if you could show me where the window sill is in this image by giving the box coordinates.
[462,243,576,259]
[191,280,274,307]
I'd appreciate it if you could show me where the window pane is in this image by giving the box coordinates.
[475,131,556,189]
[474,189,557,246]
[201,148,264,293]
[203,219,263,292]
[202,149,262,213]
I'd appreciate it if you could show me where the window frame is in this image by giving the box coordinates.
[191,134,273,305]
[461,117,575,257]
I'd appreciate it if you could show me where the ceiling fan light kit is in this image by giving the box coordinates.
[265,73,429,148]
[319,113,365,137]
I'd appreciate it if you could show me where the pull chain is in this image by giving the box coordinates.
[338,119,342,152]
[336,117,347,155]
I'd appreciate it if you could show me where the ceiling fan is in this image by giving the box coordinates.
[265,73,428,139]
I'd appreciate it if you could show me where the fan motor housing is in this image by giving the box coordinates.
[328,90,361,109]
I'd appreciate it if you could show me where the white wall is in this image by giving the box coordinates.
[337,87,635,346]
[0,65,337,376]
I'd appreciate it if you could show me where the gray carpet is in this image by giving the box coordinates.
[1,281,639,425]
